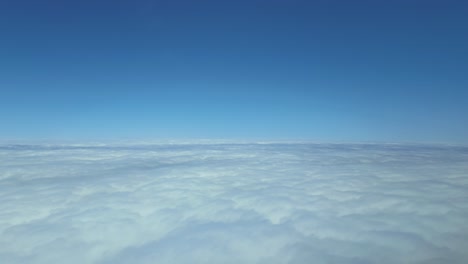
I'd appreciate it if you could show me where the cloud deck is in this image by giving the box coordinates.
[1,143,467,263]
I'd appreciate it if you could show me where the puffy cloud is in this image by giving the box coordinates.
[0,142,467,264]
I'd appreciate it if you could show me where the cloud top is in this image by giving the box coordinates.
[1,143,468,264]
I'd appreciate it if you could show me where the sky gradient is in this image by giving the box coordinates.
[1,0,467,142]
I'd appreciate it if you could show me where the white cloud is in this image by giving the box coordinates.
[1,142,467,263]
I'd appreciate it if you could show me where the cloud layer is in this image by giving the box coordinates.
[1,142,468,264]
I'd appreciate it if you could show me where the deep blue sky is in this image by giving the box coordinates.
[1,0,467,142]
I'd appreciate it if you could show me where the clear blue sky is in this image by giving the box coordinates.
[1,0,467,142]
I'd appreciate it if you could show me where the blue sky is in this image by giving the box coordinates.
[1,0,467,142]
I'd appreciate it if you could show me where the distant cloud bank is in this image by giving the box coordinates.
[1,143,468,264]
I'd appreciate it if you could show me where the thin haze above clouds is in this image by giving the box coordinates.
[1,142,468,264]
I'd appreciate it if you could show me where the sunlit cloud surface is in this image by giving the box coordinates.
[1,143,468,264]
